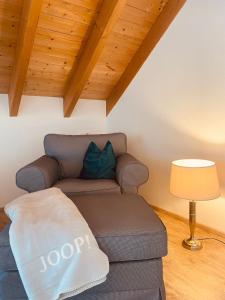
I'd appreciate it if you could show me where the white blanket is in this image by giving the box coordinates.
[4,188,109,300]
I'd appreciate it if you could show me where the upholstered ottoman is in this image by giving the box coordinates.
[0,194,167,300]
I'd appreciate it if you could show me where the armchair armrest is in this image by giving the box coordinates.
[16,155,59,192]
[116,153,149,193]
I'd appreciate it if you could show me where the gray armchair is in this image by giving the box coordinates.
[3,134,166,300]
[16,133,149,195]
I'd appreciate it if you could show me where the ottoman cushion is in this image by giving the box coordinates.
[72,193,167,262]
[0,193,167,272]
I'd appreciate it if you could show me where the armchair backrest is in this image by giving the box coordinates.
[44,133,127,178]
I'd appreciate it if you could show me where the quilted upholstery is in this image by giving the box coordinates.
[0,260,165,300]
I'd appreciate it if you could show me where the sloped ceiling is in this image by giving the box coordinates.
[0,0,186,116]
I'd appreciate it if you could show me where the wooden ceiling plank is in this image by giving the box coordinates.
[42,0,98,24]
[63,0,126,117]
[106,0,186,115]
[8,0,43,116]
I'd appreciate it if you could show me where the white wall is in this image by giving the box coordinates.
[107,0,225,233]
[0,95,106,206]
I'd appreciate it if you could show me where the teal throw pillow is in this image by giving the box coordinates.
[80,141,116,179]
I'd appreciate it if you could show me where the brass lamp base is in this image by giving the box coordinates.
[182,238,202,251]
[182,201,203,251]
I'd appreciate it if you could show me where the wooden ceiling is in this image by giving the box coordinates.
[0,0,186,117]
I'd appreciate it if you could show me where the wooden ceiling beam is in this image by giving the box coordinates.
[8,0,42,116]
[106,0,186,115]
[63,0,126,117]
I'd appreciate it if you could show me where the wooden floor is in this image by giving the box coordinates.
[0,209,225,299]
[156,210,225,300]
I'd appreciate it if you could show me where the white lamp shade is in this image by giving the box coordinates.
[170,159,220,201]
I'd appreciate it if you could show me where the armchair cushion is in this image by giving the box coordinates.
[16,156,59,192]
[116,154,149,193]
[54,178,120,195]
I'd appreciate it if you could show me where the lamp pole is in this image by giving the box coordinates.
[182,201,202,251]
